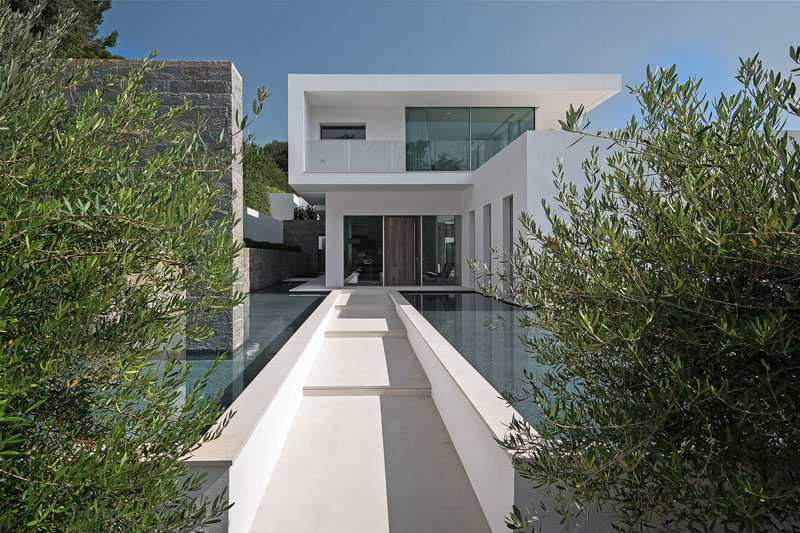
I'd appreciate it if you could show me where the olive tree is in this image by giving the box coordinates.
[480,48,800,531]
[0,6,264,530]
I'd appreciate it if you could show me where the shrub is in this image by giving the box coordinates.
[242,140,291,215]
[484,48,800,531]
[244,238,301,252]
[293,205,323,220]
[0,6,256,530]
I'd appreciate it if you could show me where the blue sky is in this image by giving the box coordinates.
[101,1,799,143]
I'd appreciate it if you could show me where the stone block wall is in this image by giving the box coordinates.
[245,248,308,292]
[78,60,245,352]
[283,220,325,274]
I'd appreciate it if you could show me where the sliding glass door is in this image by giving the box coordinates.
[421,215,461,286]
[343,216,383,285]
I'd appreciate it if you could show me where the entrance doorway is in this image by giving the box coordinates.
[384,216,420,286]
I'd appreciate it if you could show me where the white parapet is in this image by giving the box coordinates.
[268,193,309,221]
[184,291,338,532]
[243,206,284,243]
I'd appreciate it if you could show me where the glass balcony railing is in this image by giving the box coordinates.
[306,140,405,172]
[305,138,520,172]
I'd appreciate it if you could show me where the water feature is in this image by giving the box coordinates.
[402,291,542,422]
[179,283,325,409]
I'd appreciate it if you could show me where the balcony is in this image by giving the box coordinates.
[306,140,405,172]
[306,139,513,172]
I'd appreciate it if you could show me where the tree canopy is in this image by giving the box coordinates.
[242,140,292,215]
[8,0,122,58]
[485,47,800,532]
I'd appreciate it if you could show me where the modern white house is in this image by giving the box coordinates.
[288,74,621,288]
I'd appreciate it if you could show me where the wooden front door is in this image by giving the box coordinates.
[384,216,419,286]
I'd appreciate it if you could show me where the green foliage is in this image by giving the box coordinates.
[7,0,122,58]
[243,238,301,252]
[431,152,464,171]
[242,140,292,215]
[293,205,323,221]
[0,7,243,530]
[479,48,800,531]
[263,139,288,174]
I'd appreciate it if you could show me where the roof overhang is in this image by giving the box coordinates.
[291,73,621,129]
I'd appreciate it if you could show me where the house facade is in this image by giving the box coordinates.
[288,74,621,288]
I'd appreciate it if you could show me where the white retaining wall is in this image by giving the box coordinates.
[185,292,338,532]
[268,193,309,221]
[243,206,283,243]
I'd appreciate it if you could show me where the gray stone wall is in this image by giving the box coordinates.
[283,220,325,274]
[79,60,245,352]
[245,248,308,292]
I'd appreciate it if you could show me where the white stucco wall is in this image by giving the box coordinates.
[268,193,309,221]
[243,206,283,243]
[463,133,530,288]
[306,105,404,141]
[461,130,613,287]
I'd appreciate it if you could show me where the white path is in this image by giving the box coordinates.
[250,291,490,532]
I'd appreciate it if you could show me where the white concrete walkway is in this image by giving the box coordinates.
[251,290,490,532]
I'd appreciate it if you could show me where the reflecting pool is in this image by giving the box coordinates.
[170,283,325,409]
[402,291,542,422]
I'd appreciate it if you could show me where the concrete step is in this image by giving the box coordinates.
[303,386,430,396]
[251,396,490,533]
[335,292,394,308]
[306,337,429,392]
[325,308,406,338]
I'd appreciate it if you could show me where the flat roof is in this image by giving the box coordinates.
[289,73,621,130]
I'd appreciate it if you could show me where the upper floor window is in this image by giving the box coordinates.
[470,108,534,169]
[321,124,366,140]
[405,107,534,171]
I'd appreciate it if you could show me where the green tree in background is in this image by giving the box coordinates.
[8,0,122,58]
[0,6,265,529]
[263,139,288,174]
[242,140,293,215]
[483,48,800,531]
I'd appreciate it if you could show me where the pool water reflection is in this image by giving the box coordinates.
[176,283,325,409]
[402,291,542,422]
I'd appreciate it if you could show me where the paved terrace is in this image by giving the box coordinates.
[251,291,489,532]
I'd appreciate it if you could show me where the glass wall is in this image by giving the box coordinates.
[470,108,534,169]
[405,107,534,171]
[422,215,461,286]
[344,216,383,285]
[406,108,470,171]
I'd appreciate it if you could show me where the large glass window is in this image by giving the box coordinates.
[406,108,470,171]
[470,108,534,168]
[405,107,534,171]
[422,215,461,286]
[344,216,383,285]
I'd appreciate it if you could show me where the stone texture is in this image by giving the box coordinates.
[283,219,325,274]
[77,60,244,353]
[245,248,308,292]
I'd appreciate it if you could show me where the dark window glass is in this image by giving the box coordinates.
[406,108,469,171]
[344,216,383,285]
[421,215,461,285]
[470,108,534,168]
[321,125,366,140]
